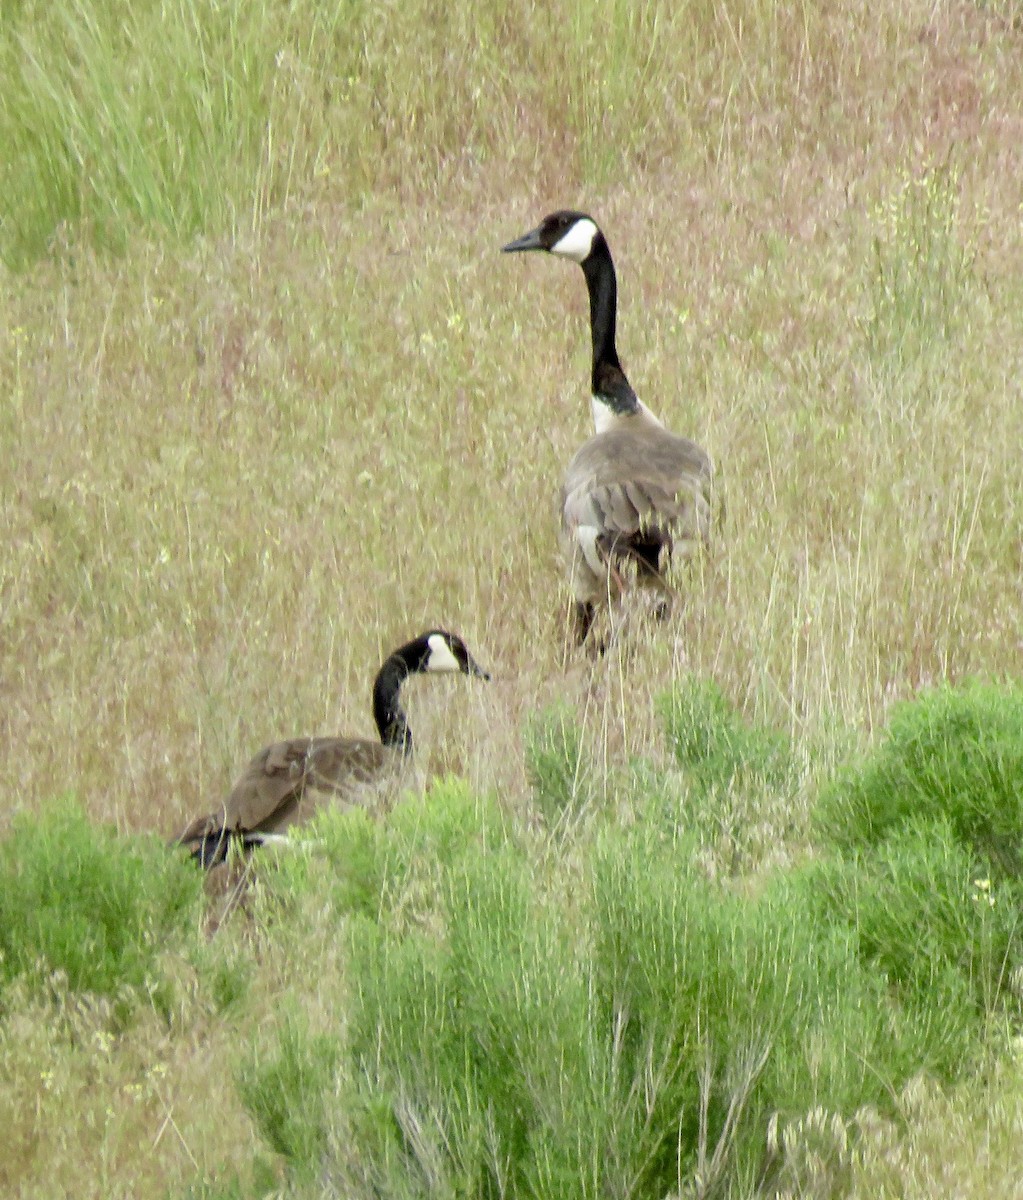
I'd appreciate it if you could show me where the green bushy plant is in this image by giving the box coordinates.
[264,777,508,929]
[243,733,1023,1195]
[525,704,598,828]
[796,820,1023,1076]
[587,827,908,1195]
[657,678,796,796]
[237,1011,341,1179]
[344,839,626,1199]
[328,812,919,1198]
[0,797,201,1013]
[817,680,1023,876]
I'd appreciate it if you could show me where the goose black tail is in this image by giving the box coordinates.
[189,828,233,870]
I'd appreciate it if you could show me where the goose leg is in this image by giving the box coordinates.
[631,540,677,621]
[574,600,596,644]
[637,568,674,621]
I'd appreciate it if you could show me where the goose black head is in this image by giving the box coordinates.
[415,630,491,679]
[374,631,489,751]
[502,211,602,264]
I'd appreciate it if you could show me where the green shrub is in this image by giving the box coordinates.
[266,777,508,929]
[248,762,1019,1195]
[261,803,384,923]
[237,1011,341,1178]
[586,828,906,1195]
[524,704,598,828]
[336,816,915,1198]
[345,843,598,1199]
[657,678,796,797]
[795,820,1023,1076]
[817,680,1023,876]
[0,797,201,1013]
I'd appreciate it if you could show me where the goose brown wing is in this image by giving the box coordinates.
[226,736,393,834]
[561,427,713,550]
[300,737,393,796]
[175,738,319,851]
[177,736,395,855]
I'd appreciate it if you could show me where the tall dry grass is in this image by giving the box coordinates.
[2,0,1023,1193]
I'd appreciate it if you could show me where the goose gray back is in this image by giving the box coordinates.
[176,630,489,867]
[503,211,713,644]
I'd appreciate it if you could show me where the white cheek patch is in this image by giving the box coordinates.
[426,633,462,673]
[551,218,598,263]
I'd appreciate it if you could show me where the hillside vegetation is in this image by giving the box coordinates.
[2,0,1023,1195]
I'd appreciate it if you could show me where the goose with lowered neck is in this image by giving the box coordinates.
[177,630,489,868]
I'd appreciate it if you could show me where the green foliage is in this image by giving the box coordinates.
[345,843,579,1197]
[345,842,598,1198]
[0,0,348,265]
[817,680,1023,876]
[324,805,917,1198]
[267,777,509,929]
[0,797,201,1013]
[799,821,1023,1076]
[237,1011,341,1178]
[525,704,598,828]
[658,677,796,796]
[587,828,905,1193]
[808,683,1023,1080]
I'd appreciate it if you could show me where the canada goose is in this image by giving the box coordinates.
[503,211,713,644]
[177,630,489,867]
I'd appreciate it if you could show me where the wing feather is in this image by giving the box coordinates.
[561,425,713,557]
[176,736,397,863]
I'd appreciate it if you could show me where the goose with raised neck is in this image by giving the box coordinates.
[504,211,713,645]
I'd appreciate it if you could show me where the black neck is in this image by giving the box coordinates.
[372,653,417,753]
[581,235,638,416]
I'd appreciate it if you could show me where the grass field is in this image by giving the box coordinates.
[3,0,1023,1195]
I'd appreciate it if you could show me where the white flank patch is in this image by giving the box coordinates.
[575,525,605,578]
[550,217,599,263]
[426,633,462,673]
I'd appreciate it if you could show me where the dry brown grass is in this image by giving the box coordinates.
[2,0,1023,1193]
[0,980,263,1198]
[848,1059,1023,1198]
